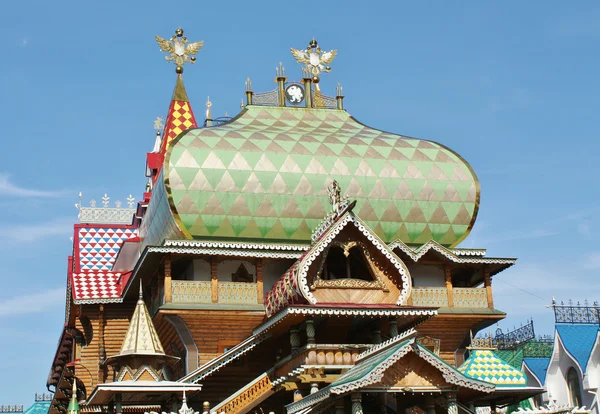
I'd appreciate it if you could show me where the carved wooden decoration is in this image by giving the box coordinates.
[231,263,254,283]
[310,241,388,291]
[417,336,441,356]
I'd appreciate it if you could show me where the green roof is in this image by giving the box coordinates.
[142,105,479,246]
[459,349,527,387]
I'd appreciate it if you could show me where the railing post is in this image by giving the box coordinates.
[211,258,218,303]
[445,266,454,308]
[484,268,494,309]
[256,259,264,304]
[164,255,172,303]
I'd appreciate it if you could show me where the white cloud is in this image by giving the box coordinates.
[0,173,67,197]
[0,287,65,317]
[0,218,73,244]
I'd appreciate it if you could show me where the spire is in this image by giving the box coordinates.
[118,284,165,356]
[158,75,198,160]
[148,28,202,186]
[67,381,79,414]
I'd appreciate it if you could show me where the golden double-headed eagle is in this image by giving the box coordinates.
[290,39,337,80]
[156,28,203,73]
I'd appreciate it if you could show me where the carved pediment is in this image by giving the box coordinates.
[310,241,388,291]
[380,353,452,388]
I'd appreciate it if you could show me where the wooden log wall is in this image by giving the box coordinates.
[75,302,135,397]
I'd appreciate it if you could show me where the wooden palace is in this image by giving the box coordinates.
[46,29,541,414]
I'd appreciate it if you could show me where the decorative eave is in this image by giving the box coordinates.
[389,239,516,275]
[146,245,304,260]
[163,239,310,252]
[254,305,437,337]
[85,381,202,405]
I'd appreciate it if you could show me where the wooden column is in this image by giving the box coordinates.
[211,258,218,303]
[351,393,363,414]
[445,266,454,308]
[425,396,436,414]
[256,259,264,304]
[290,328,300,352]
[306,318,316,345]
[164,255,172,303]
[484,268,494,308]
[98,304,106,384]
[446,392,458,414]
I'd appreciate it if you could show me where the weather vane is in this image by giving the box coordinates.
[155,28,204,74]
[291,39,337,84]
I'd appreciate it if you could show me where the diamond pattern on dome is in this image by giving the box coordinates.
[161,106,479,246]
[458,349,527,387]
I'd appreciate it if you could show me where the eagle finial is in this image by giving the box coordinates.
[290,38,337,83]
[155,28,204,74]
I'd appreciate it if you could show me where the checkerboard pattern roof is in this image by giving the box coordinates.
[77,227,137,271]
[71,272,127,303]
[459,349,527,387]
[159,75,198,155]
[156,105,479,247]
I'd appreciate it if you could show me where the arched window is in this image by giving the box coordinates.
[567,367,582,407]
[321,243,374,282]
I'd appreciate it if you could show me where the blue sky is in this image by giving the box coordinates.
[1,0,599,404]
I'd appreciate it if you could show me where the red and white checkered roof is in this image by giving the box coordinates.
[71,225,137,304]
[77,227,137,272]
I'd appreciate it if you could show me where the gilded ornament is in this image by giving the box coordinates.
[291,39,337,79]
[156,28,204,73]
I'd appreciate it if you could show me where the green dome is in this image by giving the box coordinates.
[143,106,479,247]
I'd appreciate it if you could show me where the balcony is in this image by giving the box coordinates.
[169,280,260,305]
[411,287,490,308]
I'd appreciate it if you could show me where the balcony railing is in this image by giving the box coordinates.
[172,281,212,303]
[411,287,489,308]
[218,282,258,305]
[411,287,449,307]
[453,287,488,308]
[169,280,259,305]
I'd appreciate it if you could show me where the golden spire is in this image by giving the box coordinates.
[155,28,204,74]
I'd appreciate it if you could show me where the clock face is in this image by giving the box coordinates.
[285,84,305,105]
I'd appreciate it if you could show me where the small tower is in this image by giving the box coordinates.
[106,284,179,381]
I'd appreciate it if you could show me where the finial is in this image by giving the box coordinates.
[336,82,343,97]
[245,77,252,92]
[139,279,144,300]
[153,116,164,133]
[156,28,204,74]
[291,39,337,83]
[240,99,244,109]
[102,194,110,208]
[276,61,285,77]
[127,194,135,208]
[205,97,212,126]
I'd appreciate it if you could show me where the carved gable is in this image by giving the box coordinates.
[380,353,452,388]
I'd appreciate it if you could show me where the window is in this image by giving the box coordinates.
[321,243,374,282]
[567,367,582,407]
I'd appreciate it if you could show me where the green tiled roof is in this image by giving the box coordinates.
[459,349,527,387]
[150,105,479,246]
